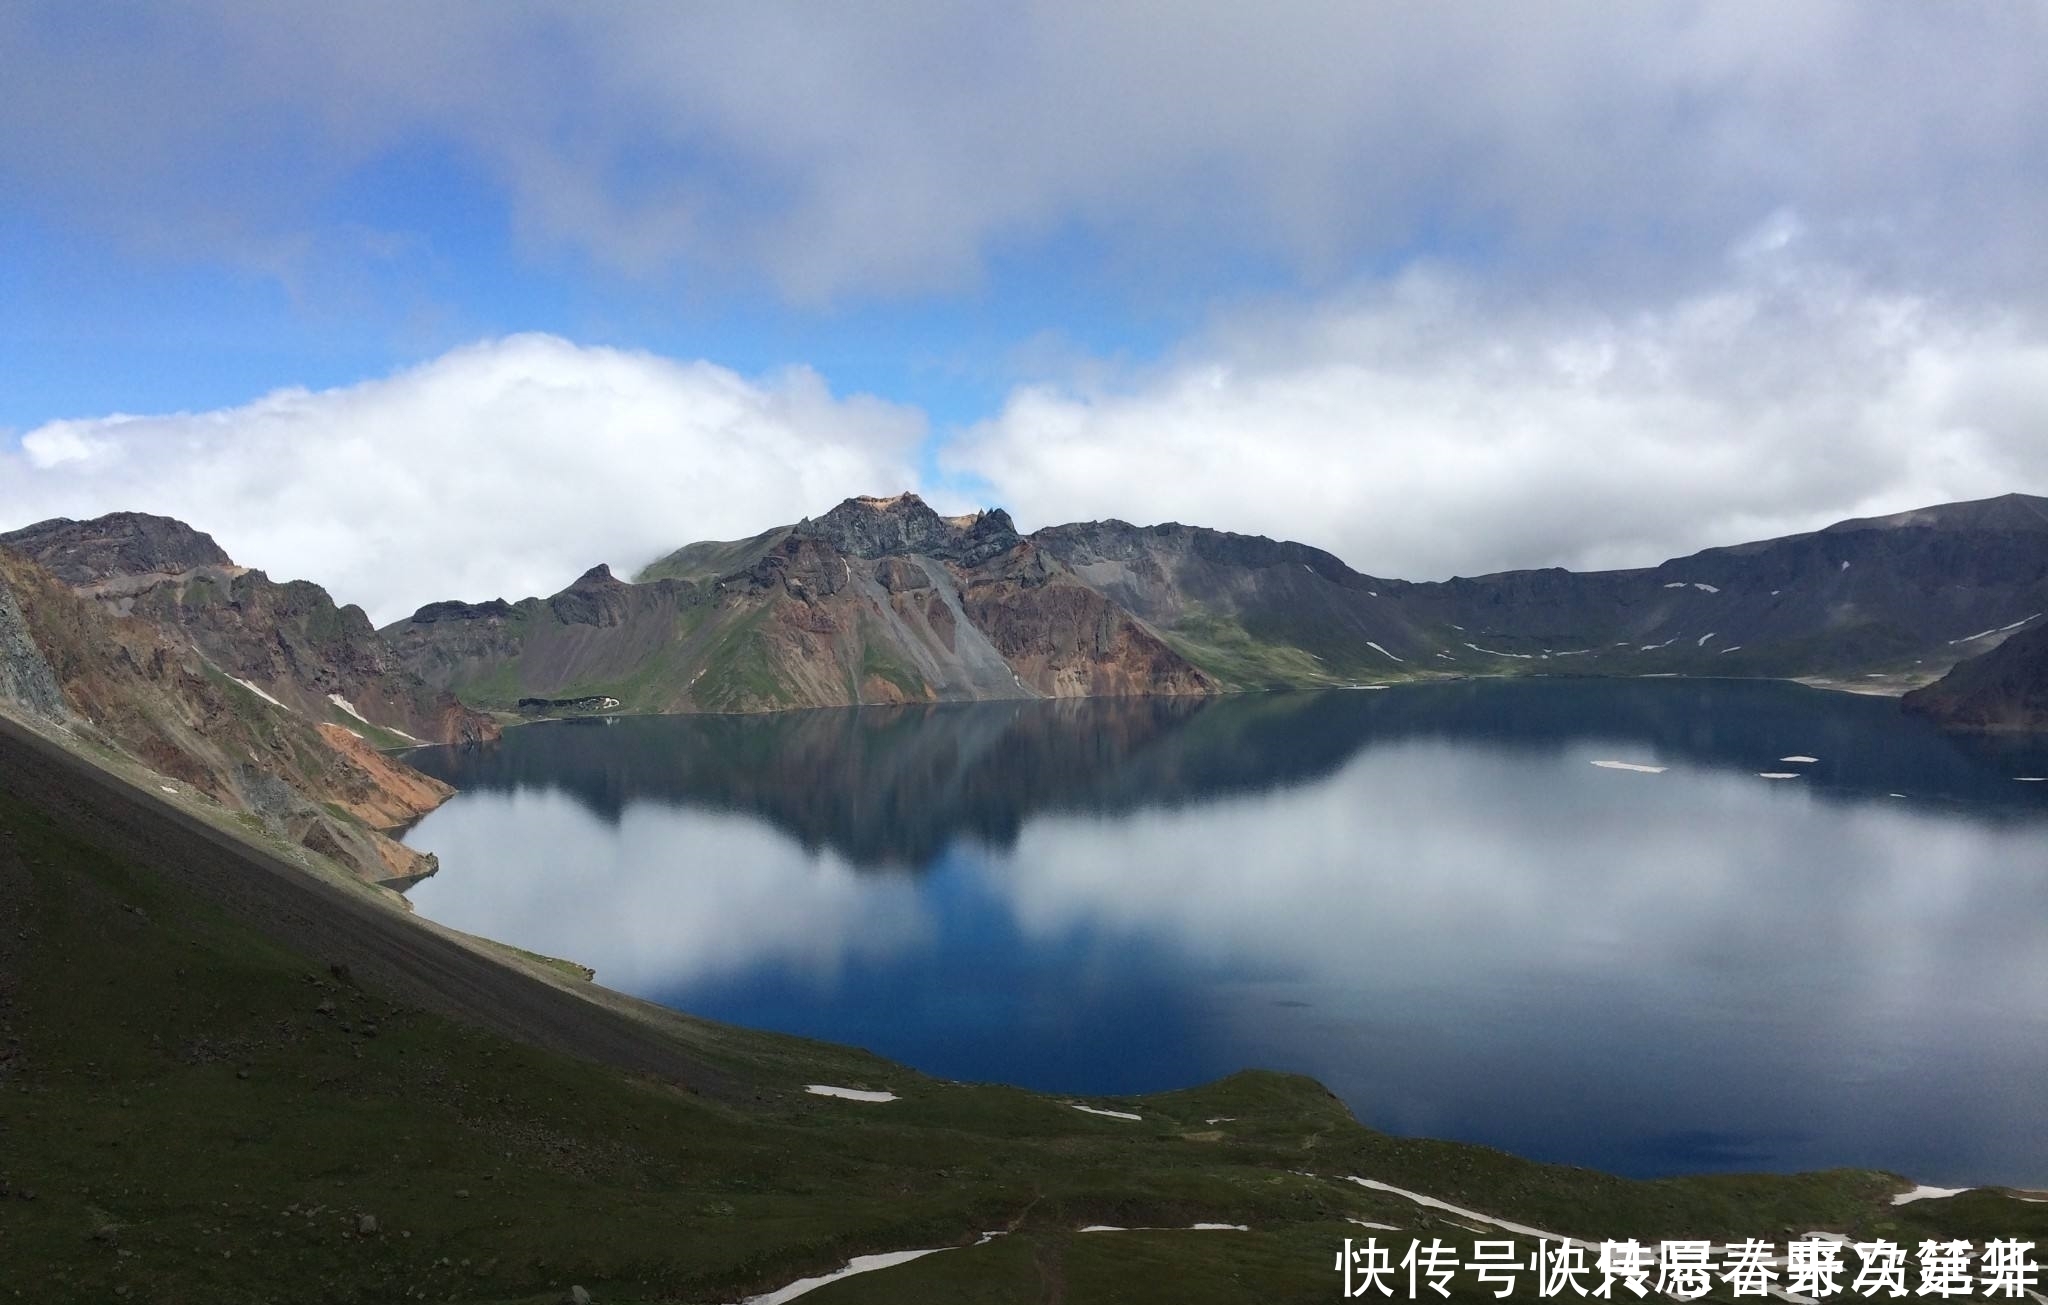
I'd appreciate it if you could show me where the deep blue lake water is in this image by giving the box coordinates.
[401,679,2048,1186]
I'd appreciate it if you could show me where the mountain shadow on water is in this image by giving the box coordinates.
[402,679,2048,869]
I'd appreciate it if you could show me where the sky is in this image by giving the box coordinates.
[3,2,2047,623]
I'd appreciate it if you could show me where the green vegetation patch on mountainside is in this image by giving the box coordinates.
[1159,607,1359,690]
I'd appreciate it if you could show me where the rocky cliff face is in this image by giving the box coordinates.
[1032,492,2048,689]
[1902,621,2048,732]
[386,493,1215,714]
[0,547,449,886]
[0,514,497,748]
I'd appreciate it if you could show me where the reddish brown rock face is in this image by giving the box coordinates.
[0,512,497,747]
[0,547,451,886]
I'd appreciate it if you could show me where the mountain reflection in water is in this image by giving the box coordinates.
[404,680,2048,1185]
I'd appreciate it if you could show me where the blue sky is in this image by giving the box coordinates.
[4,3,2047,620]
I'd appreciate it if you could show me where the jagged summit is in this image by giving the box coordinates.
[795,492,1020,565]
[0,511,236,588]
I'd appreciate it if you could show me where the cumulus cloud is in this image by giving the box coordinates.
[3,2,2045,302]
[0,335,923,623]
[949,231,2048,579]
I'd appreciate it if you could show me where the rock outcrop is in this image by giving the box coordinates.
[1902,621,2048,732]
[387,493,1215,714]
[0,547,450,886]
[0,514,497,747]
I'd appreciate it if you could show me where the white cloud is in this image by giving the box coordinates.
[0,335,923,624]
[949,235,2048,579]
[4,2,2045,303]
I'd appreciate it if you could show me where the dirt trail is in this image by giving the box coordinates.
[0,712,732,1099]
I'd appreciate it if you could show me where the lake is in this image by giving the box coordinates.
[401,679,2048,1186]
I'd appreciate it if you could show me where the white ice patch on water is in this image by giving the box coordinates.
[1591,760,1666,774]
[1070,1104,1142,1121]
[805,1085,897,1103]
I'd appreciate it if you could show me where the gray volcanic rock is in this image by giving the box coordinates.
[0,512,235,590]
[0,570,69,721]
[796,493,1022,566]
[548,565,635,628]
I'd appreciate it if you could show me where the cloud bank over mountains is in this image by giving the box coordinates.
[3,4,2044,620]
[3,337,923,623]
[7,234,2045,624]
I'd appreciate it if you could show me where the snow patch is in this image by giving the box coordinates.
[738,1249,952,1304]
[806,1085,897,1103]
[1720,645,1743,653]
[1694,583,1720,593]
[1364,641,1404,663]
[1080,1223,1248,1234]
[230,676,285,708]
[1697,632,1716,646]
[1343,1177,1590,1250]
[327,693,368,723]
[1070,1104,1142,1121]
[1591,760,1666,774]
[1890,1185,1971,1206]
[1464,642,1532,660]
[1780,755,1818,764]
[1757,772,1801,780]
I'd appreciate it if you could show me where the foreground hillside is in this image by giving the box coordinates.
[3,714,2040,1303]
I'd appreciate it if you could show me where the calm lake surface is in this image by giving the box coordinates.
[402,679,2048,1185]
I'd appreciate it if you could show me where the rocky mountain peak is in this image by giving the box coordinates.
[795,492,1021,565]
[0,511,236,588]
[550,563,631,627]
